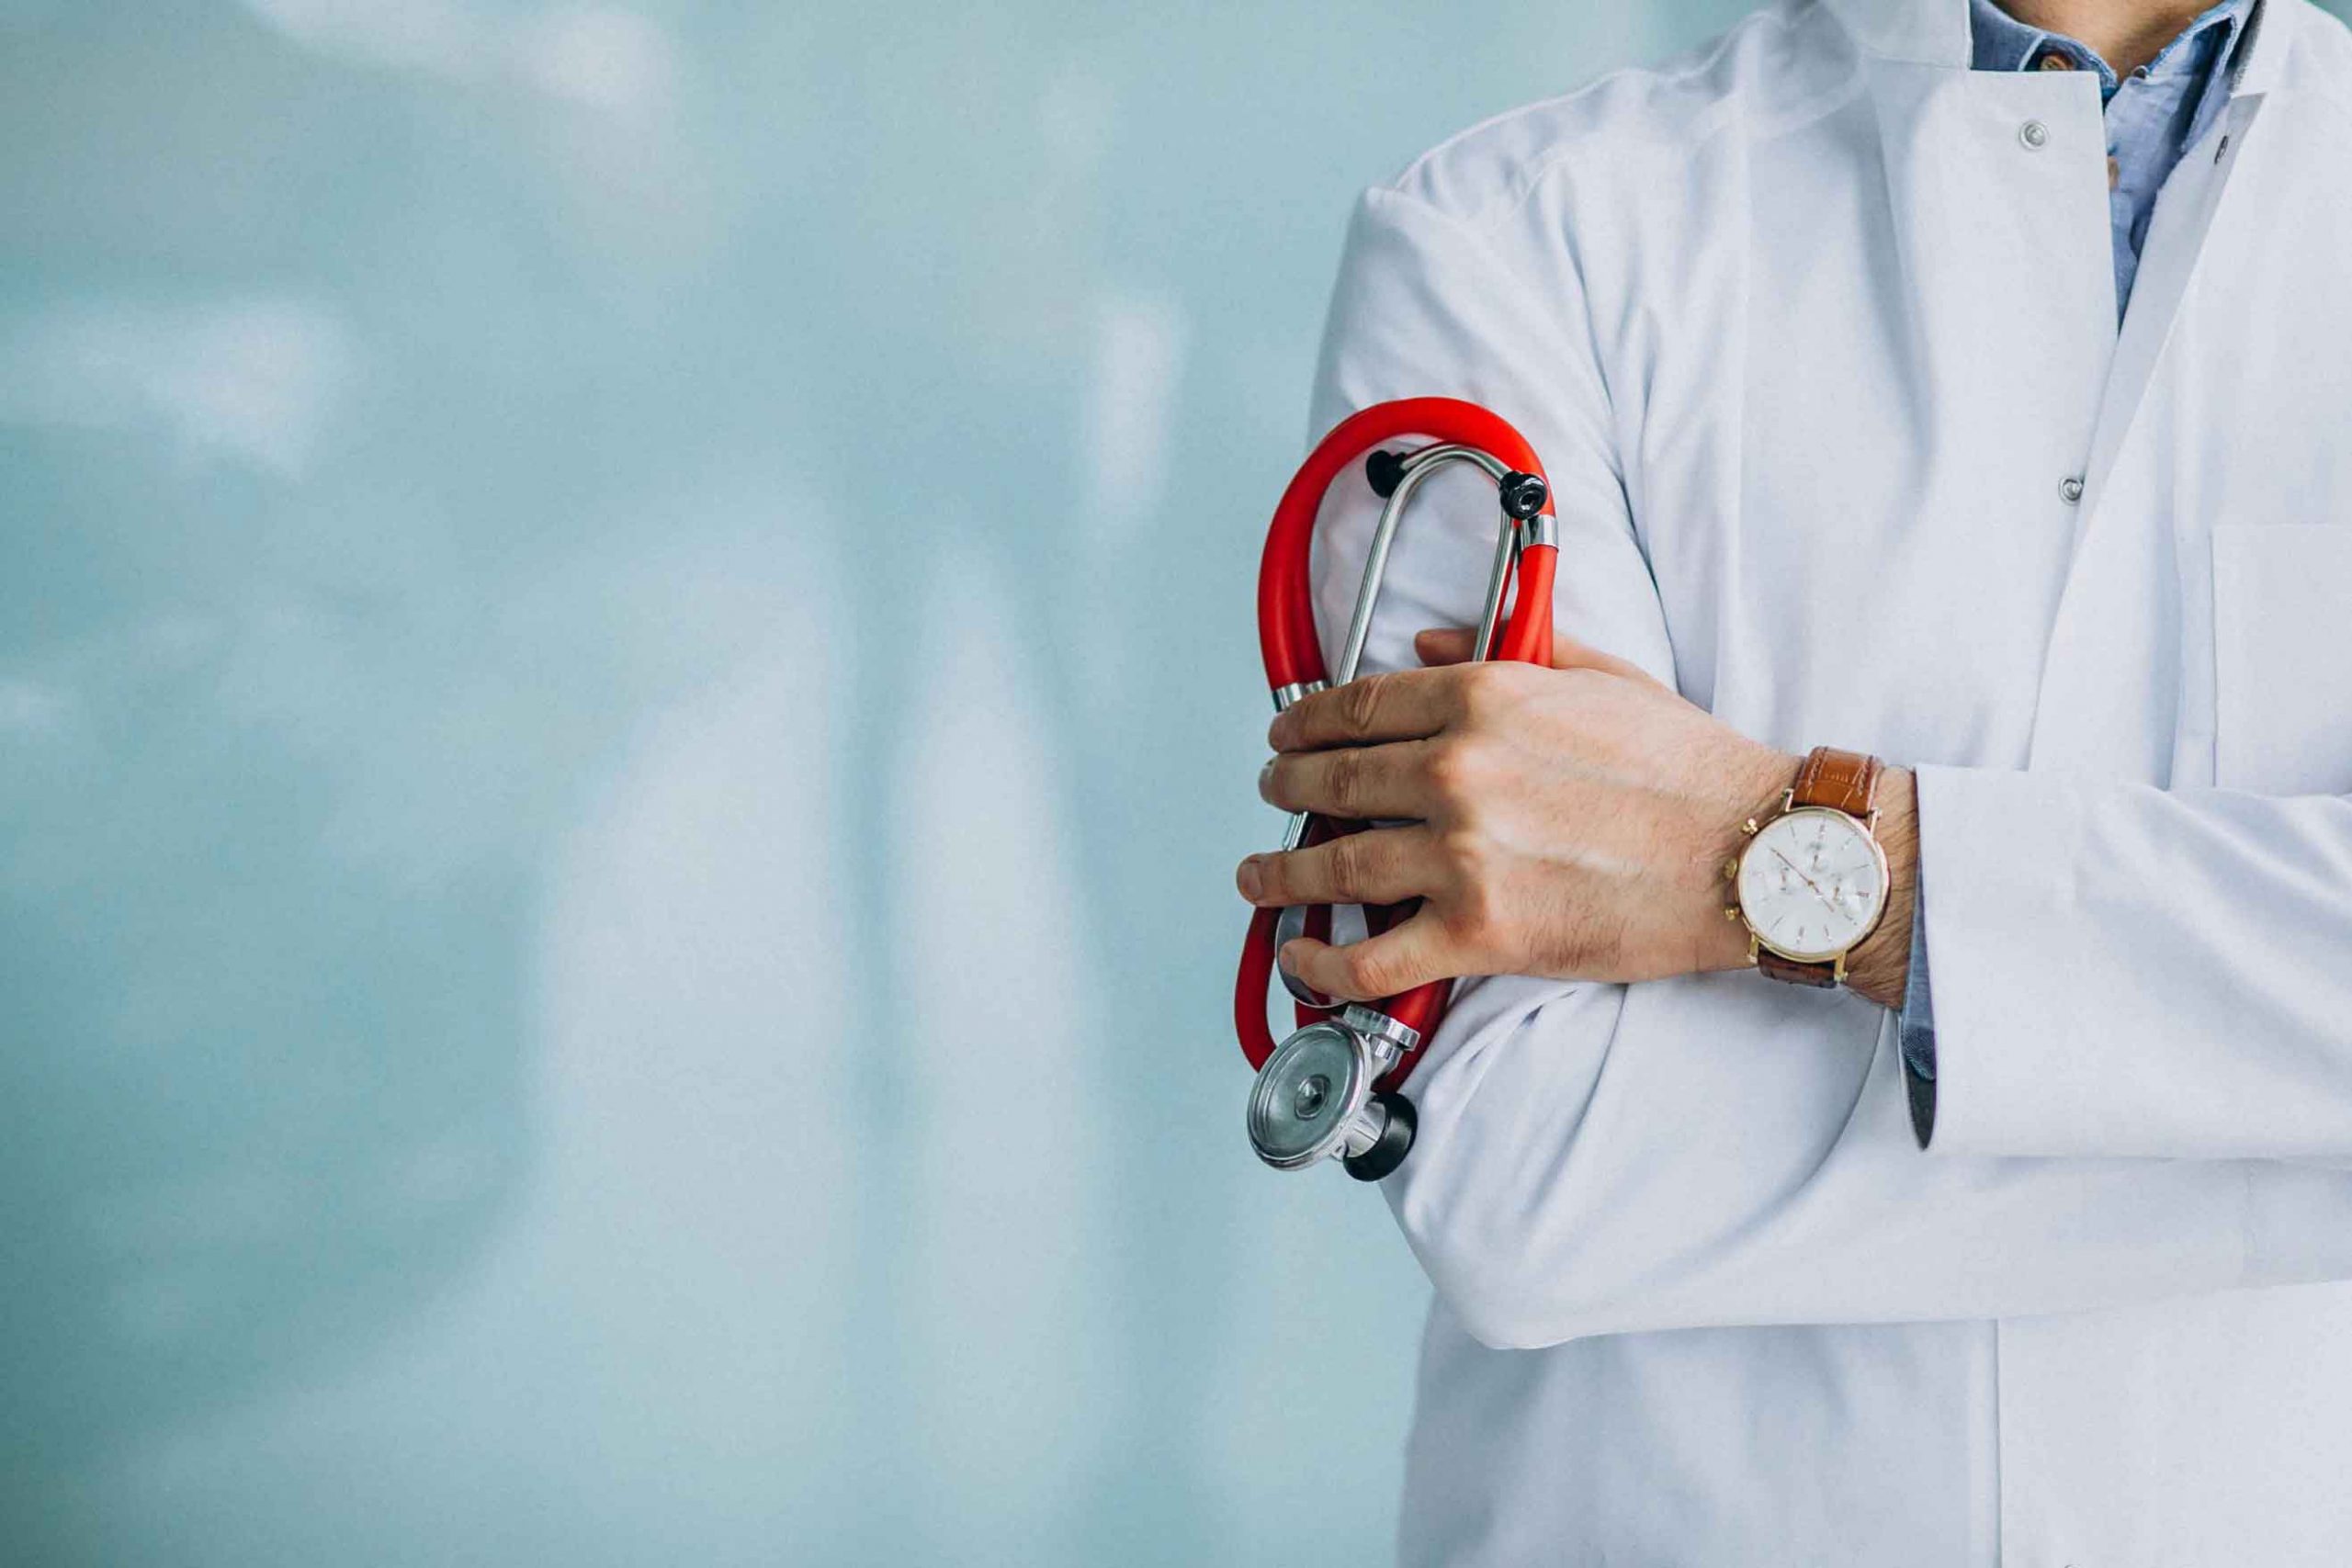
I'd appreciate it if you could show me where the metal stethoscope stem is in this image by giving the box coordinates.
[1237,399,1558,1179]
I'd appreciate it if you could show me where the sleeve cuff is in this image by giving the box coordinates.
[1905,763,2096,1157]
[1895,870,1938,1148]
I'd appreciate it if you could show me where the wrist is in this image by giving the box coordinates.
[1707,752,1918,1004]
[1841,764,1917,1009]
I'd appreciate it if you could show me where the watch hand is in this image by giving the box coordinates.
[1771,848,1843,916]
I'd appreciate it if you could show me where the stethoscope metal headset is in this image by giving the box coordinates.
[1236,398,1558,1178]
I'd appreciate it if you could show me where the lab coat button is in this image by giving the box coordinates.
[2020,118,2050,150]
[2059,476,2085,504]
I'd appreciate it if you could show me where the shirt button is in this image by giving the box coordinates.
[2020,118,2050,150]
[2109,155,2121,189]
[2060,476,2085,504]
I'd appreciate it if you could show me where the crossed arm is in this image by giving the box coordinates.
[1239,625,1921,1011]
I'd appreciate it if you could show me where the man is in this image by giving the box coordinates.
[1234,0,2352,1559]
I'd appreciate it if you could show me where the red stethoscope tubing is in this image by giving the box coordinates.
[1237,398,1557,1082]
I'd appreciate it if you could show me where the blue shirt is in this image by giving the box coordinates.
[1897,0,2251,1140]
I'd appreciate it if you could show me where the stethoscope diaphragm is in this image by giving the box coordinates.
[1246,1016,1419,1181]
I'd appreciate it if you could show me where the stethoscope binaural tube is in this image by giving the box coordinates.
[1238,398,1558,1179]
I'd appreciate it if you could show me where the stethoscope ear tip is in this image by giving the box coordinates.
[1498,470,1549,521]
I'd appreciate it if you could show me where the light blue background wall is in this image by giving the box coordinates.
[12,0,2307,1562]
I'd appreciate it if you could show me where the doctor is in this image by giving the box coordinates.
[1235,0,2352,1560]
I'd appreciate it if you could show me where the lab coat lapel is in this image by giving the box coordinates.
[2023,3,2288,778]
[2074,40,2275,519]
[1859,57,2115,403]
[1852,48,2115,776]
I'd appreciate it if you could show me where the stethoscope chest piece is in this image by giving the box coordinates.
[1246,1010,1419,1180]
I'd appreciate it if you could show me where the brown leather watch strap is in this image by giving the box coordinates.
[1756,946,1841,987]
[1754,748,1883,989]
[1790,746,1883,818]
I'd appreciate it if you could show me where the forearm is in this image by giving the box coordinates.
[1391,964,2352,1348]
[1396,759,2352,1346]
[1913,764,2352,1161]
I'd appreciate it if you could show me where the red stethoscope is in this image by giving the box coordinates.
[1236,398,1557,1178]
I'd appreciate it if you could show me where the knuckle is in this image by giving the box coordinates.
[1340,675,1385,735]
[1252,852,1290,902]
[1422,739,1465,798]
[1453,661,1520,721]
[1433,823,1485,870]
[1425,738,1491,805]
[1326,749,1365,815]
[1324,834,1368,896]
[1342,946,1396,998]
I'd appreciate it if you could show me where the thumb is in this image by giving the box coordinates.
[1548,631,1660,684]
[1415,625,1660,684]
[1413,626,1481,667]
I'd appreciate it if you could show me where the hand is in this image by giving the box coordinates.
[1236,628,1916,1009]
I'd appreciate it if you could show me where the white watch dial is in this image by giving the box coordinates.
[1736,807,1888,963]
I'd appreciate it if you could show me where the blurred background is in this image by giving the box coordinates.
[0,1,1777,1562]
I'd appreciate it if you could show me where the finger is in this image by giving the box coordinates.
[1237,825,1436,908]
[1414,626,1478,667]
[1277,908,1453,1003]
[1547,631,1658,684]
[1269,667,1463,752]
[1260,741,1436,819]
[1421,623,1663,685]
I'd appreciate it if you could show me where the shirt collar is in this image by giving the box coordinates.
[1967,0,2254,84]
[1821,0,2285,90]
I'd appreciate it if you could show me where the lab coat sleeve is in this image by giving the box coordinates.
[1915,768,2352,1163]
[1308,181,2352,1350]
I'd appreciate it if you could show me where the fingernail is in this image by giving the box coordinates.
[1257,759,1276,801]
[1276,942,1298,975]
[1237,857,1263,901]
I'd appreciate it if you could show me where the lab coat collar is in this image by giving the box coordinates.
[1819,0,2291,93]
[2226,0,2288,97]
[1820,0,1971,68]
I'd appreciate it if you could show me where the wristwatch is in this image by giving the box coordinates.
[1725,746,1891,988]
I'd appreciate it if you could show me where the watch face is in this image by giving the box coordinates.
[1736,807,1889,963]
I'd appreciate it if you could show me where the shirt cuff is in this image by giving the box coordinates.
[1896,874,1937,1148]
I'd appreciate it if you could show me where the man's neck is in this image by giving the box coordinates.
[1996,0,2219,73]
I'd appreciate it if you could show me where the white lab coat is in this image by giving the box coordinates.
[1304,0,2352,1560]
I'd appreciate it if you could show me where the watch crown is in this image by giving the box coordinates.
[1723,905,1741,922]
[1741,818,1760,836]
[1723,856,1740,880]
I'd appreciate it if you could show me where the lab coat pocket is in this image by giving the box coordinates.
[2211,524,2352,794]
